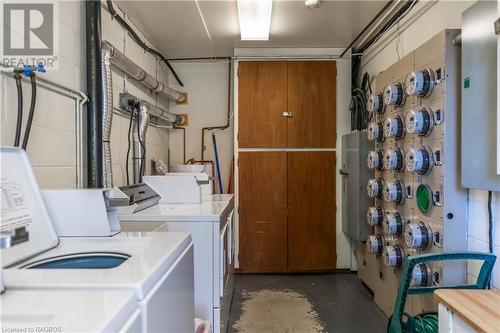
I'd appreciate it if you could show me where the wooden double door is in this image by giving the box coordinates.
[237,61,337,272]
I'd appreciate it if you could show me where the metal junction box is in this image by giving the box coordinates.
[341,131,374,241]
[461,0,500,191]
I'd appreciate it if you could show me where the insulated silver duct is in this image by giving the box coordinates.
[101,44,114,188]
[133,101,150,183]
[101,41,185,103]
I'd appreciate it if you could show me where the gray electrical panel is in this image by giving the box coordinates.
[461,1,500,191]
[341,131,374,241]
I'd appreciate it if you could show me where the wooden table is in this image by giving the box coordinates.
[434,289,500,333]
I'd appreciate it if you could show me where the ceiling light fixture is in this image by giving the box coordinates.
[237,0,273,41]
[305,0,320,9]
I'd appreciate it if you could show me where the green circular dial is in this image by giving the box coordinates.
[416,184,432,213]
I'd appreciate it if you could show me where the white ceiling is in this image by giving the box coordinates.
[116,0,389,58]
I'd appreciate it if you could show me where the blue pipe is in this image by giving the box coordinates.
[212,132,223,194]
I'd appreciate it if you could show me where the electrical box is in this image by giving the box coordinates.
[461,1,500,191]
[360,30,467,316]
[341,131,374,241]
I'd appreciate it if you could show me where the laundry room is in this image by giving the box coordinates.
[0,0,499,332]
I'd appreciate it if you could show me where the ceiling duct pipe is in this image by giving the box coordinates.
[101,39,114,188]
[85,1,104,188]
[101,41,185,103]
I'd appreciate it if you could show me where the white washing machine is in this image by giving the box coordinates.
[0,148,195,333]
[118,188,234,333]
[1,289,141,332]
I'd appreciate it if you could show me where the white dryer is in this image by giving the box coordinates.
[118,186,234,333]
[0,148,195,333]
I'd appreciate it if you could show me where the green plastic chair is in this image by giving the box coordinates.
[387,252,497,333]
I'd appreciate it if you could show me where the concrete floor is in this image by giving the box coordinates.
[227,273,388,333]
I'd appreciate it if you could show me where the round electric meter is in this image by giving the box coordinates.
[384,83,405,107]
[383,180,405,204]
[405,222,431,249]
[406,107,434,136]
[384,116,405,139]
[383,212,405,235]
[383,148,404,171]
[411,263,431,287]
[367,206,384,226]
[383,245,405,268]
[367,150,384,170]
[367,179,384,198]
[367,122,384,142]
[367,93,385,114]
[405,146,433,175]
[367,235,384,254]
[404,68,434,98]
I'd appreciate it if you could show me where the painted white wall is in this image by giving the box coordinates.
[168,61,233,193]
[232,48,352,269]
[360,0,500,289]
[0,0,172,188]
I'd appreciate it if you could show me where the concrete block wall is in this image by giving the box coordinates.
[360,0,500,289]
[0,0,173,188]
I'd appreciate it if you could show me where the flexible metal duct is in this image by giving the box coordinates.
[134,101,150,183]
[101,41,185,102]
[101,44,114,188]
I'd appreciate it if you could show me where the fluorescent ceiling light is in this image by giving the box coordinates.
[237,0,273,41]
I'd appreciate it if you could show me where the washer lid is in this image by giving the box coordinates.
[0,148,59,268]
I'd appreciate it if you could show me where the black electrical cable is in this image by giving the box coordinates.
[125,106,135,185]
[14,73,23,147]
[135,104,146,183]
[350,56,372,131]
[21,75,37,150]
[488,190,493,253]
[487,190,493,288]
[105,0,184,87]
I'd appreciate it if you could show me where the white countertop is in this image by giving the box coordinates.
[119,194,234,222]
[1,289,137,332]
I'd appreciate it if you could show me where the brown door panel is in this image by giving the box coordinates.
[287,151,336,271]
[238,152,287,272]
[238,61,288,148]
[287,61,336,148]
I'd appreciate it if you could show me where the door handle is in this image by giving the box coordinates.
[340,169,350,176]
[282,112,293,117]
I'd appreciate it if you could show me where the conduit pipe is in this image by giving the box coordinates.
[86,0,104,188]
[101,41,185,103]
[101,43,114,188]
[201,59,232,163]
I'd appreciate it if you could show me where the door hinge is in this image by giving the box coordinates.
[495,17,500,35]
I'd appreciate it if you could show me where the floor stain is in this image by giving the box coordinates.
[233,289,325,333]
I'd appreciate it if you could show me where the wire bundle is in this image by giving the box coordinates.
[350,56,372,131]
